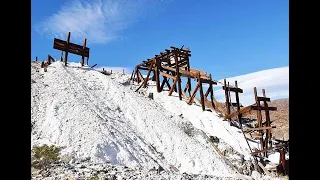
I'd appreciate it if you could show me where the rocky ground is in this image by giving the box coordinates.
[31,159,275,180]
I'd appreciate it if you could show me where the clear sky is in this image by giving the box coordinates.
[31,0,288,80]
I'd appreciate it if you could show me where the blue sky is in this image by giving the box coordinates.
[31,0,288,80]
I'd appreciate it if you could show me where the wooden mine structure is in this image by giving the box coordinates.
[131,46,225,113]
[53,32,90,67]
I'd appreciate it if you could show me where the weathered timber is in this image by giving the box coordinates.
[251,144,288,155]
[245,126,276,132]
[198,72,205,111]
[143,60,155,88]
[159,71,175,79]
[222,86,243,93]
[258,96,271,102]
[81,38,87,66]
[168,77,179,96]
[54,38,90,58]
[224,79,231,115]
[224,104,255,119]
[64,32,71,66]
[187,81,200,104]
[251,106,277,111]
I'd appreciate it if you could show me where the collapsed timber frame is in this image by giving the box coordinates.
[131,46,224,113]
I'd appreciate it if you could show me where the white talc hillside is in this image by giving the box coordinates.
[31,61,259,178]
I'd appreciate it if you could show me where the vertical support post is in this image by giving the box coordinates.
[130,70,134,81]
[224,79,231,115]
[254,87,264,155]
[209,74,215,109]
[86,57,89,65]
[186,56,192,96]
[47,54,51,65]
[64,32,71,66]
[235,81,242,127]
[262,89,272,150]
[81,38,87,67]
[279,148,286,175]
[198,72,205,111]
[136,68,140,83]
[36,56,38,62]
[60,51,63,62]
[174,50,182,100]
[143,60,155,88]
[155,57,161,92]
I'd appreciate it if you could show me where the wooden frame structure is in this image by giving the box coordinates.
[131,46,222,112]
[40,54,56,72]
[53,32,89,67]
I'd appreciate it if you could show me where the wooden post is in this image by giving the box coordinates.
[235,81,242,126]
[155,58,161,92]
[47,54,51,65]
[168,77,178,96]
[186,56,192,96]
[143,61,155,88]
[60,51,63,62]
[36,56,38,62]
[130,70,134,81]
[81,38,87,67]
[209,74,215,109]
[262,89,272,151]
[86,57,89,65]
[254,87,264,155]
[224,79,231,115]
[174,51,182,100]
[111,70,112,74]
[64,32,71,66]
[279,148,286,175]
[199,72,205,111]
[187,81,200,104]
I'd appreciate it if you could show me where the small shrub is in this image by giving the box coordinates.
[31,144,61,170]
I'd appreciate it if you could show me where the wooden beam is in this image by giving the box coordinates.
[258,96,271,102]
[262,89,272,150]
[137,70,144,83]
[143,60,155,88]
[205,86,212,98]
[81,38,87,67]
[204,99,215,112]
[159,71,175,79]
[130,70,134,81]
[224,104,255,119]
[245,126,276,132]
[137,66,151,71]
[64,32,71,66]
[224,79,231,115]
[161,66,210,80]
[187,81,200,104]
[201,79,218,84]
[198,73,205,111]
[181,91,189,102]
[251,144,288,155]
[155,59,160,92]
[168,77,178,96]
[253,87,264,155]
[174,52,182,100]
[251,106,277,111]
[222,86,243,93]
